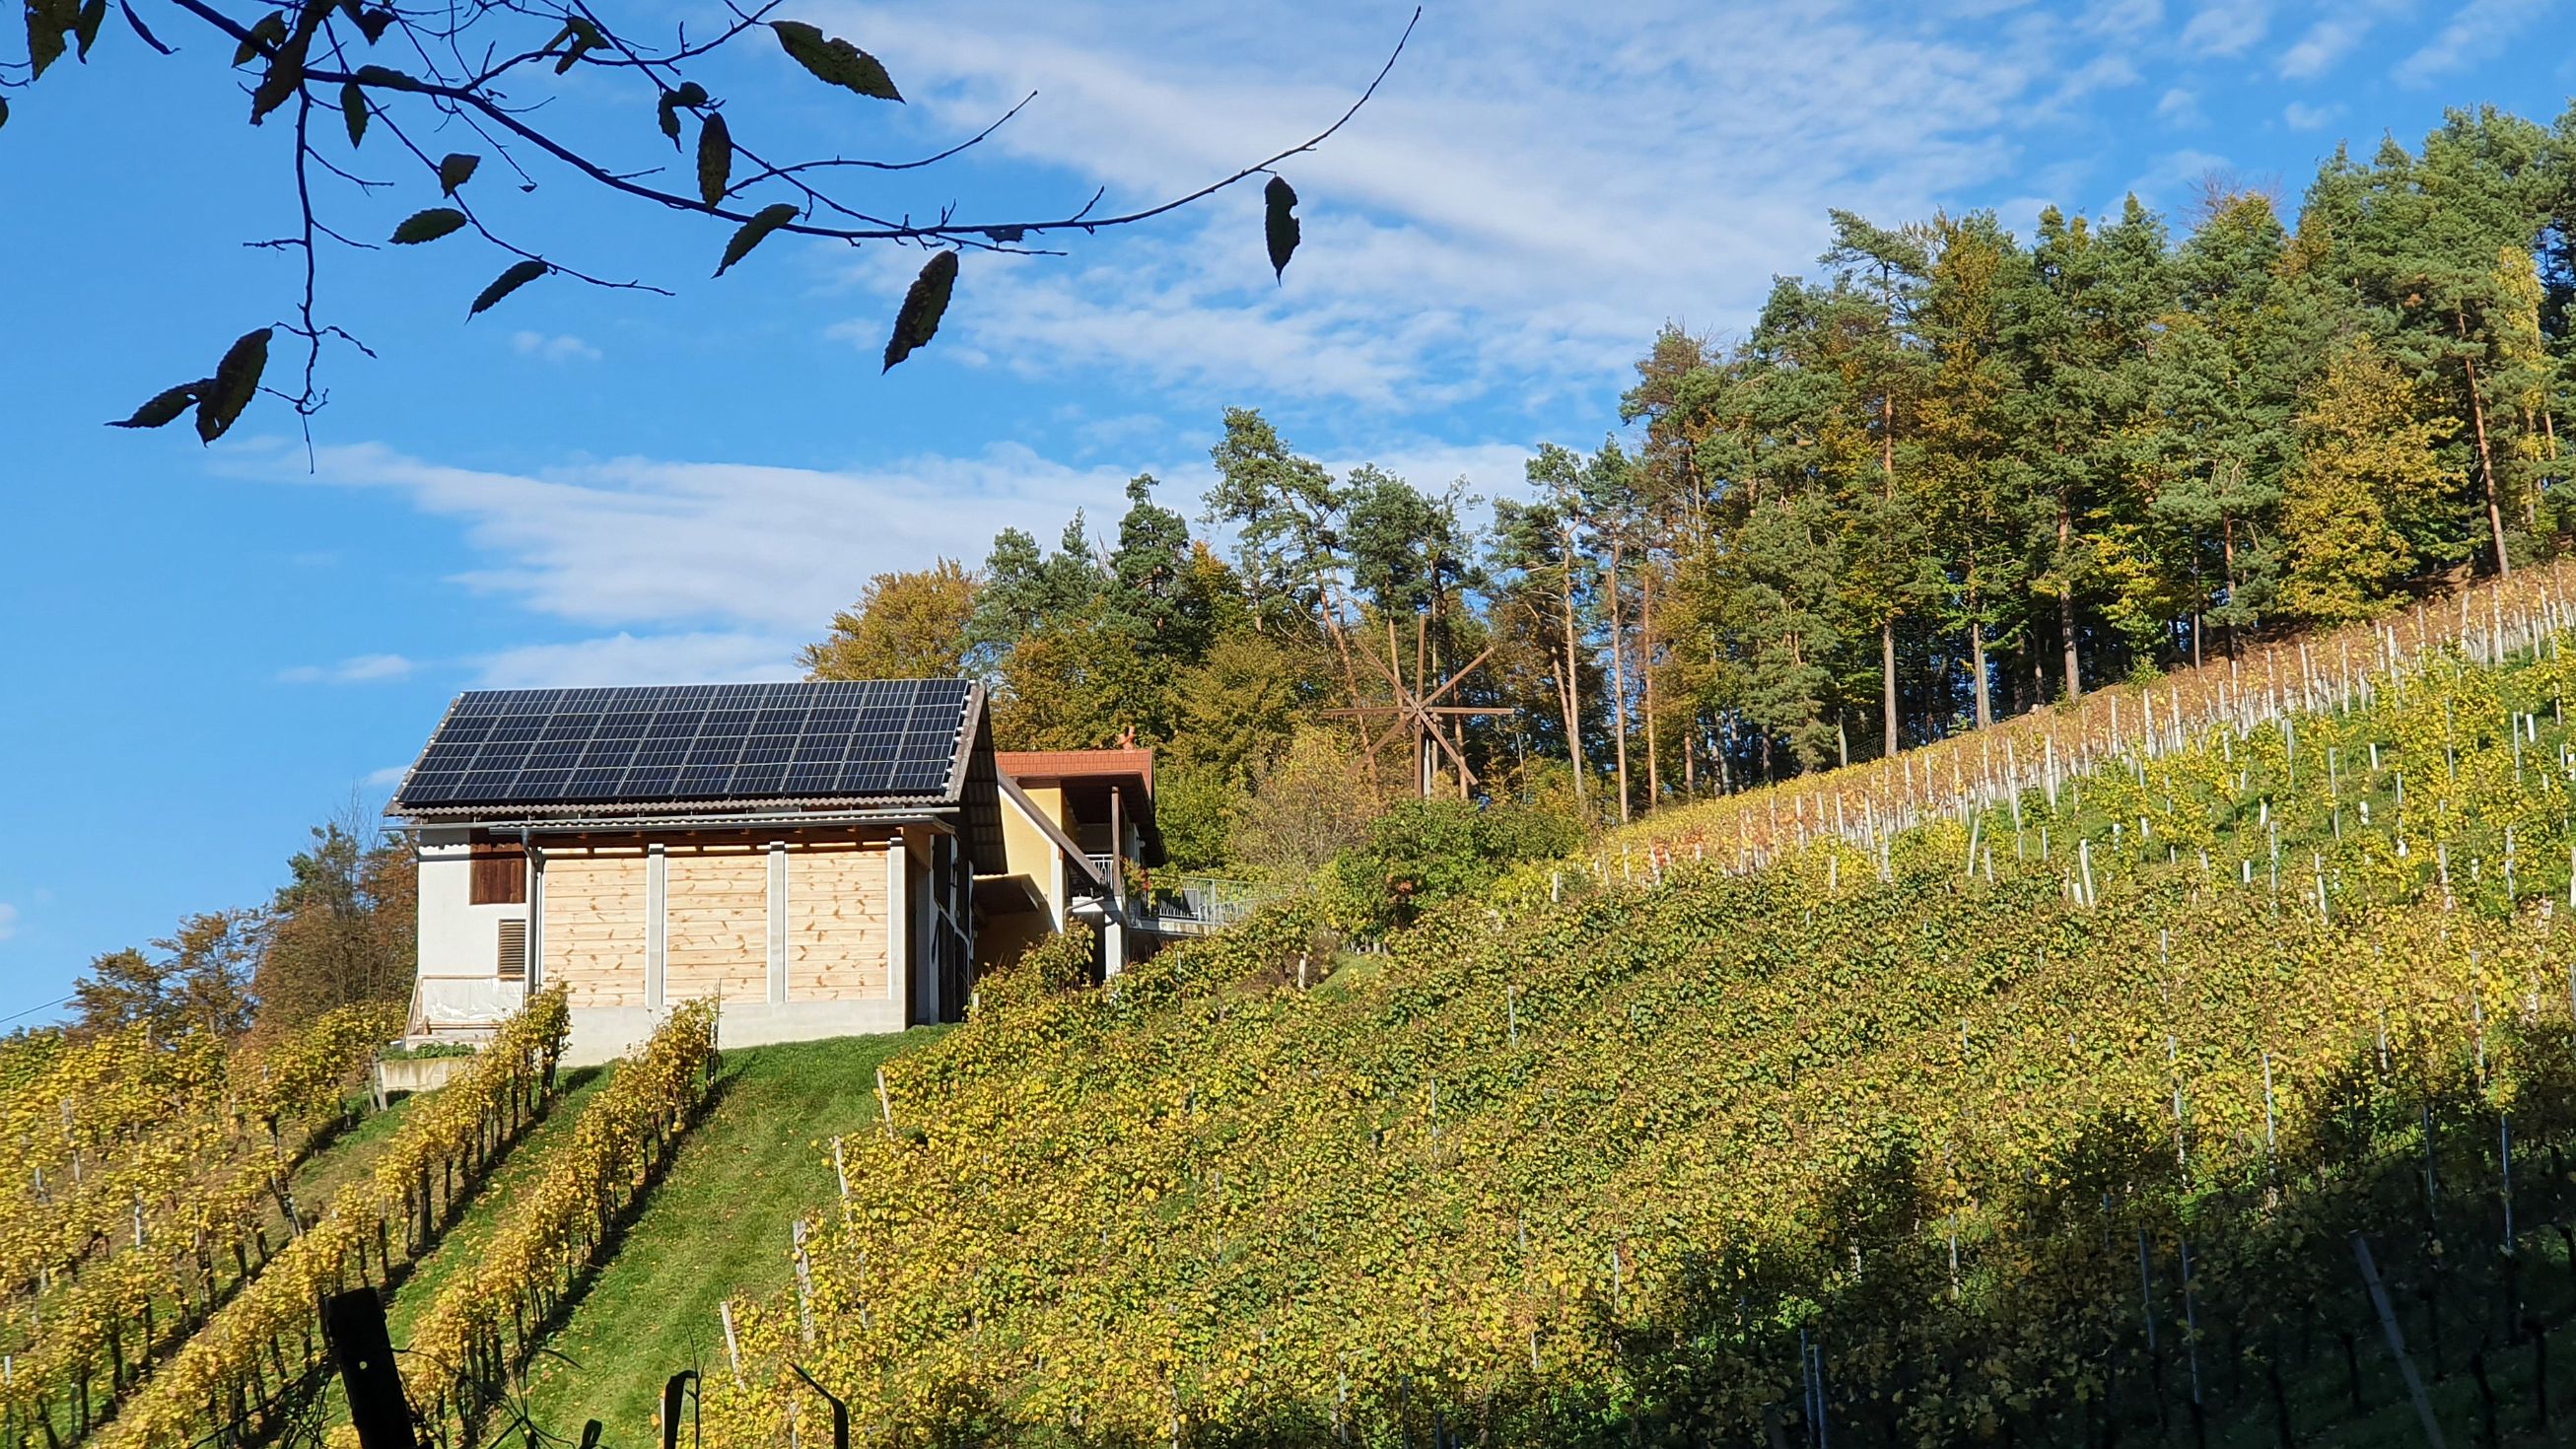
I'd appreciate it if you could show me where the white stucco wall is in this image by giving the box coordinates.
[416,826,527,980]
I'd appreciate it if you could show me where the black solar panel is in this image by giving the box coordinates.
[391,680,976,812]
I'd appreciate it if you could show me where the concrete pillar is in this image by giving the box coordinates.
[885,834,910,1023]
[645,844,666,1008]
[526,845,546,991]
[766,842,788,1004]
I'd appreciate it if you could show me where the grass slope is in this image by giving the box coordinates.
[690,640,2576,1448]
[383,1066,613,1347]
[512,1030,936,1440]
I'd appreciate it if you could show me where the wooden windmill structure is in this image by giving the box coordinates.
[1326,613,1513,799]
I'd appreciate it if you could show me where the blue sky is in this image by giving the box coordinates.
[2,0,2571,1022]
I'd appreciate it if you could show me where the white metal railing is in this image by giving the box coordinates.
[1137,874,1282,936]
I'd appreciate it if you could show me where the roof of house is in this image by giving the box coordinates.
[995,746,1161,866]
[386,682,999,860]
[994,748,1155,792]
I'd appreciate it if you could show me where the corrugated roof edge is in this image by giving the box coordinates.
[382,691,466,817]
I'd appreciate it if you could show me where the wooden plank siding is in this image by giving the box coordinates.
[663,847,770,1003]
[540,848,648,1007]
[788,845,887,1000]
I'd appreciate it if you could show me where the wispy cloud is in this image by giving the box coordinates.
[249,439,1141,635]
[2394,0,2549,87]
[2178,2,2267,56]
[0,904,17,943]
[2278,18,2367,77]
[511,331,602,363]
[473,633,813,688]
[364,765,410,789]
[277,653,417,685]
[805,0,2120,410]
[2283,101,2341,131]
[2156,87,2203,126]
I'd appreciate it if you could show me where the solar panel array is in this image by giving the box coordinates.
[391,680,975,811]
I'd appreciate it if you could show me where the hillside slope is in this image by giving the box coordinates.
[502,1031,932,1440]
[693,632,2576,1448]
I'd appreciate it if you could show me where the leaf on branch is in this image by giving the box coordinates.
[1263,174,1299,284]
[769,21,900,103]
[118,0,172,54]
[389,207,468,243]
[656,81,707,149]
[196,328,272,444]
[73,0,105,59]
[248,38,307,123]
[232,10,284,65]
[983,226,1025,243]
[0,97,9,131]
[354,5,390,42]
[714,202,798,276]
[438,153,479,195]
[28,0,78,78]
[351,62,420,90]
[468,258,549,316]
[547,15,601,74]
[881,248,957,373]
[696,111,731,207]
[341,80,366,146]
[107,380,207,430]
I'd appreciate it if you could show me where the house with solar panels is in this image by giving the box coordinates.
[384,679,1166,1065]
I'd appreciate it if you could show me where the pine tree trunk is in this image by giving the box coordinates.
[1558,529,1586,804]
[1970,611,1992,729]
[1882,620,1900,756]
[1606,537,1631,824]
[2221,511,2240,660]
[1641,564,1660,807]
[2460,319,2511,578]
[2057,497,2081,700]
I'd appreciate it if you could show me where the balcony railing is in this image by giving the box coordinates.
[1135,874,1283,936]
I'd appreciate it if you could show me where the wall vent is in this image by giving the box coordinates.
[496,919,528,979]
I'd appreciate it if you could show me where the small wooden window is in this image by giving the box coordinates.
[496,920,528,979]
[470,844,526,905]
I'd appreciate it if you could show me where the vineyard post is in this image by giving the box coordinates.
[832,1137,850,1207]
[875,1069,893,1138]
[718,1300,743,1388]
[794,1218,815,1347]
[2352,1233,2447,1449]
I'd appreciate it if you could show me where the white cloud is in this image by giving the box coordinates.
[2178,3,2266,55]
[278,653,417,684]
[2278,18,2367,77]
[2283,101,2340,131]
[2394,0,2549,86]
[474,633,810,688]
[241,438,1143,637]
[2155,87,2203,126]
[0,904,16,942]
[364,765,411,789]
[510,331,602,363]
[801,0,2124,409]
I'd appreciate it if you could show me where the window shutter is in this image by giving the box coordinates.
[496,920,528,979]
[470,844,528,905]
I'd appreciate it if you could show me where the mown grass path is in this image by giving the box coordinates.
[514,1030,938,1440]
